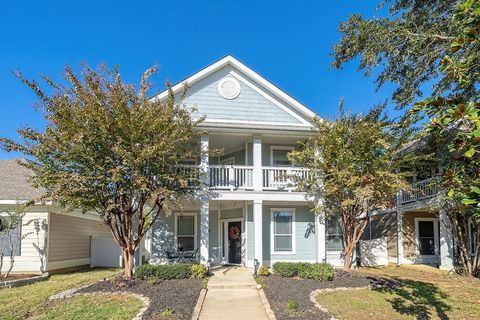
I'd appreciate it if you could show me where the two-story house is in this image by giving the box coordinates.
[146,55,342,268]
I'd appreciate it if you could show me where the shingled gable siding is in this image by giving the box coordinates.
[47,213,112,269]
[0,211,48,273]
[183,66,304,125]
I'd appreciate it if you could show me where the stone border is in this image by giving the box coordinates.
[49,284,150,320]
[0,273,49,289]
[191,288,207,320]
[258,287,276,320]
[310,285,371,320]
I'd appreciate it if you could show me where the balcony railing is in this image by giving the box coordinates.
[209,165,254,190]
[262,166,310,191]
[177,165,309,191]
[400,178,438,204]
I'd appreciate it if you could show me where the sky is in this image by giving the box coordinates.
[0,0,400,159]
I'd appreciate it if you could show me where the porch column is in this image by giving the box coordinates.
[254,199,263,265]
[396,194,404,265]
[200,135,209,264]
[439,208,454,270]
[253,136,262,191]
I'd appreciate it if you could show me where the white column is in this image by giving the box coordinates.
[199,135,209,265]
[439,208,454,270]
[396,206,404,266]
[254,199,263,265]
[316,210,326,263]
[253,136,262,191]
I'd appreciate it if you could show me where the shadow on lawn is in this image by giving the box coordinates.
[368,276,451,320]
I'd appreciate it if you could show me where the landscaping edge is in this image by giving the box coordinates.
[309,285,371,320]
[0,273,49,289]
[258,286,276,320]
[190,288,207,320]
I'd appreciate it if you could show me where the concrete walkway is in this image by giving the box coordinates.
[199,266,269,320]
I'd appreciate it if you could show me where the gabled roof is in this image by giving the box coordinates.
[0,159,45,201]
[153,55,317,129]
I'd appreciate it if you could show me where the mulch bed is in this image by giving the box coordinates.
[261,272,378,320]
[78,278,203,319]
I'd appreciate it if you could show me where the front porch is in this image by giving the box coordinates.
[149,199,323,268]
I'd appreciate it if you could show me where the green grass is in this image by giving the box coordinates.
[0,268,124,320]
[316,265,480,320]
[36,294,143,320]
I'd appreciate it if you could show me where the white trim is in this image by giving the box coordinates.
[269,146,295,166]
[0,199,53,205]
[174,212,198,252]
[217,76,241,100]
[200,118,311,127]
[270,208,296,255]
[152,55,317,122]
[414,217,440,263]
[220,218,244,265]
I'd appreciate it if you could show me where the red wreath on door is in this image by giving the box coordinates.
[229,226,240,240]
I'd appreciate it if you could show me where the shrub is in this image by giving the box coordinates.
[272,262,299,277]
[257,265,270,276]
[299,263,334,281]
[190,264,207,279]
[135,263,192,280]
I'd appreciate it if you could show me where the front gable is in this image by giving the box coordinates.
[154,55,316,130]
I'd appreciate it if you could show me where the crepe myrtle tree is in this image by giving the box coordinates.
[289,105,413,270]
[0,65,206,278]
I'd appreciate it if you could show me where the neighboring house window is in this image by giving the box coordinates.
[0,216,22,256]
[326,214,344,251]
[176,215,196,252]
[271,209,295,253]
[270,147,294,166]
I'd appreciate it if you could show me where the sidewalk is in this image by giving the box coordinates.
[199,266,269,320]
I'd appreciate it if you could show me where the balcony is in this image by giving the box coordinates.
[400,178,438,204]
[180,165,310,191]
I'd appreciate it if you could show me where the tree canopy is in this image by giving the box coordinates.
[290,105,412,269]
[0,65,204,277]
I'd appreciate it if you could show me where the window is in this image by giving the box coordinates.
[270,147,294,166]
[0,216,22,256]
[326,215,344,251]
[271,209,295,253]
[176,215,196,252]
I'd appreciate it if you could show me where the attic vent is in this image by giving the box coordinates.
[218,77,240,100]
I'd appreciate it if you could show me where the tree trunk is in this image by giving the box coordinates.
[4,243,14,278]
[123,247,135,278]
[343,245,354,270]
[0,252,3,277]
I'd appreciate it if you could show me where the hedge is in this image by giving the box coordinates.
[135,263,206,280]
[272,262,334,281]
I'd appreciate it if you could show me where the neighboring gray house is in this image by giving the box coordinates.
[0,159,114,273]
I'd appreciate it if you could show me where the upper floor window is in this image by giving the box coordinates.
[271,209,296,253]
[270,146,294,166]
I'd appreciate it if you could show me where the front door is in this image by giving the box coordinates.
[228,221,242,264]
[416,219,440,260]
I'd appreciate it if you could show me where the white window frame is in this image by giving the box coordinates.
[414,217,440,257]
[270,146,294,167]
[270,208,296,255]
[174,212,198,252]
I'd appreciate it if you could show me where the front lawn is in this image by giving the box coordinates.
[36,294,143,320]
[316,265,480,320]
[0,268,121,319]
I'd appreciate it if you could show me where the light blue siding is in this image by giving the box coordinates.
[183,67,303,125]
[262,205,316,266]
